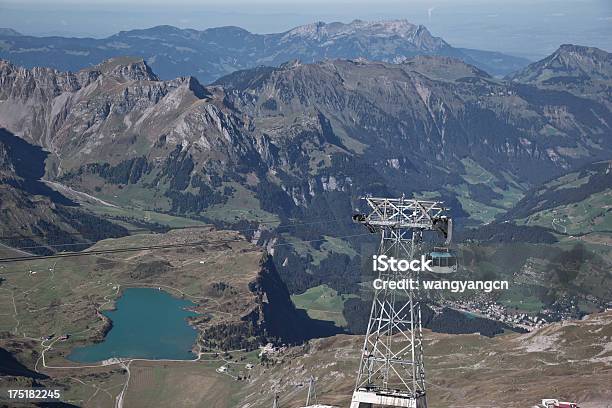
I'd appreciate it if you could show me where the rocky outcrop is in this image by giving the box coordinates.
[200,253,341,350]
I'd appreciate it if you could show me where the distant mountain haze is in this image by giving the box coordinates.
[0,20,531,83]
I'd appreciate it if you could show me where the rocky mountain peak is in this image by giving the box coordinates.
[0,59,15,72]
[508,44,611,83]
[180,75,210,99]
[0,28,21,37]
[0,59,83,99]
[552,44,611,71]
[279,59,303,70]
[86,57,159,82]
[342,19,420,36]
[280,19,447,51]
[557,43,600,54]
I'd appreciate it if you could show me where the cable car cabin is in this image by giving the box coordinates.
[426,247,457,274]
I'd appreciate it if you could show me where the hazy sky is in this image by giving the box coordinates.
[0,0,610,59]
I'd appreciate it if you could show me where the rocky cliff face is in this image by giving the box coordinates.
[0,58,216,163]
[1,55,607,228]
[218,57,611,185]
[201,253,340,350]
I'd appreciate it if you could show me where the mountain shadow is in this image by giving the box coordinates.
[0,128,74,206]
[0,347,47,379]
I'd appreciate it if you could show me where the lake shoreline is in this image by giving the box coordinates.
[67,287,200,363]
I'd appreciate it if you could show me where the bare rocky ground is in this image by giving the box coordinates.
[238,312,612,408]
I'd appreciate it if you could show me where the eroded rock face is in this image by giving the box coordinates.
[0,54,610,224]
[201,253,322,350]
[236,312,612,407]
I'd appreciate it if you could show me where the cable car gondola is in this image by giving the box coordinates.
[426,247,458,274]
[427,215,458,274]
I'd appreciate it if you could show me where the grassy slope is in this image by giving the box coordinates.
[0,228,266,406]
[291,284,357,327]
[520,189,612,235]
[124,361,240,408]
[440,158,526,223]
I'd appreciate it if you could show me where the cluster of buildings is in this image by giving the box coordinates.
[259,343,288,359]
[534,399,580,408]
[447,299,548,331]
[497,312,547,331]
[447,290,610,332]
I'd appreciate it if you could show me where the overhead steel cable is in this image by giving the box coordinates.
[0,211,337,241]
[0,232,372,264]
[0,216,351,253]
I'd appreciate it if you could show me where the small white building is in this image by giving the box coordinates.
[298,405,338,408]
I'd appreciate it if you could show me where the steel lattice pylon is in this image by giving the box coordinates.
[350,196,450,408]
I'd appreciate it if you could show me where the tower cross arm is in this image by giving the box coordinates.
[355,197,446,230]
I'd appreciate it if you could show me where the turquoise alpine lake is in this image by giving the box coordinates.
[68,287,199,363]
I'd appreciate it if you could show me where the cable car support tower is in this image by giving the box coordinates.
[350,196,452,408]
